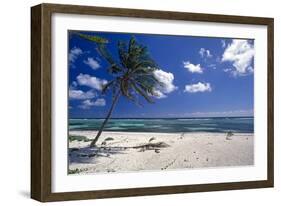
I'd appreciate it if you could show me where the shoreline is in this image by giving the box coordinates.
[68,131,254,174]
[69,130,254,136]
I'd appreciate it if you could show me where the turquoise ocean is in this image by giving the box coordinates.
[69,117,254,133]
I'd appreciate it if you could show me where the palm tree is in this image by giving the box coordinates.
[77,33,163,147]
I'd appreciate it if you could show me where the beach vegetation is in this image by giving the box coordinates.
[68,168,81,174]
[104,137,114,141]
[69,135,91,142]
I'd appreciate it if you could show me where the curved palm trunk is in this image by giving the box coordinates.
[90,91,121,147]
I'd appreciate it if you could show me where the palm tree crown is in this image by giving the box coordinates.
[102,36,163,104]
[76,33,164,146]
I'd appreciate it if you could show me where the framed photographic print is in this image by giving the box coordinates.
[31,3,274,202]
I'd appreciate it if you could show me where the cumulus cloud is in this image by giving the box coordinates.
[184,82,212,93]
[152,89,167,99]
[76,73,108,91]
[199,48,212,58]
[183,61,203,73]
[69,47,83,63]
[152,69,177,98]
[221,40,226,48]
[222,39,254,76]
[93,98,106,106]
[79,98,106,109]
[69,89,96,100]
[83,57,101,70]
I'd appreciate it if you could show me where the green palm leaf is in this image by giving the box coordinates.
[102,80,115,94]
[131,81,154,103]
[76,33,109,44]
[118,41,129,68]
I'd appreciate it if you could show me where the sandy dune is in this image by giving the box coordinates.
[68,131,254,174]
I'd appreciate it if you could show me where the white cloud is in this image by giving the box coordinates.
[69,47,83,63]
[79,98,106,109]
[71,81,78,88]
[221,40,226,48]
[184,82,212,93]
[153,69,177,93]
[152,89,167,99]
[76,73,108,91]
[69,89,96,100]
[93,98,106,106]
[183,61,203,73]
[199,48,212,58]
[152,69,177,98]
[83,57,101,70]
[208,64,216,70]
[222,39,254,76]
[223,68,232,73]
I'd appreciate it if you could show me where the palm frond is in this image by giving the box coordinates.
[97,44,117,66]
[120,80,129,97]
[135,74,162,88]
[76,33,124,74]
[118,41,129,68]
[126,37,151,71]
[123,89,142,106]
[128,37,137,55]
[107,64,123,74]
[102,80,116,94]
[131,81,154,103]
[133,60,157,71]
[76,33,109,44]
[129,67,156,76]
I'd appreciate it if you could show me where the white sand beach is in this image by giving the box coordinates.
[68,131,254,174]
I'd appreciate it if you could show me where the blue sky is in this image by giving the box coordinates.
[68,31,254,118]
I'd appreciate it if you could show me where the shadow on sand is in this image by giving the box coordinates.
[69,142,170,164]
[69,146,127,164]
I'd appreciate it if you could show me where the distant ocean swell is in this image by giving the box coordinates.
[69,117,254,133]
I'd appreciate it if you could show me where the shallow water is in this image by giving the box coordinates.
[69,117,254,133]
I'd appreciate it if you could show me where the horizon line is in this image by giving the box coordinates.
[69,116,254,119]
